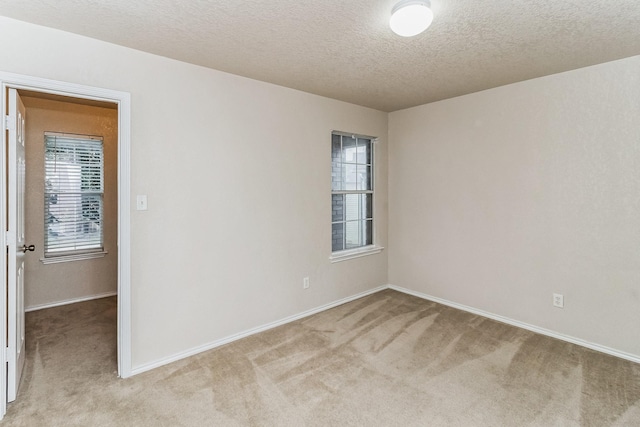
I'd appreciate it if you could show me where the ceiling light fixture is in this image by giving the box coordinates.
[390,0,434,37]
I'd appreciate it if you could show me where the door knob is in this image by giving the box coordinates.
[21,244,35,253]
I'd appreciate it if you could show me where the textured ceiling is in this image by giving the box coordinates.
[1,0,639,112]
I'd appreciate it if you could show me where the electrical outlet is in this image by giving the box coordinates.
[303,277,310,289]
[553,293,564,308]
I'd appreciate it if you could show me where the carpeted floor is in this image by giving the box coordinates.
[3,289,640,426]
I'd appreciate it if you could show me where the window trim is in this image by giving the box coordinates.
[330,130,383,261]
[40,250,108,265]
[43,131,105,259]
[329,244,384,263]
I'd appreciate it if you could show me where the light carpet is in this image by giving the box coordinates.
[3,289,639,426]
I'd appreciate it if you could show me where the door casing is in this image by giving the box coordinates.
[0,71,132,419]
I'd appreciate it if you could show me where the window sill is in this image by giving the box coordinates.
[40,251,108,265]
[329,245,384,263]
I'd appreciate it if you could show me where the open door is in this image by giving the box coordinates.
[0,73,132,421]
[7,88,30,402]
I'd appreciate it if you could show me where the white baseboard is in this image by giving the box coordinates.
[131,285,388,376]
[25,291,117,312]
[132,282,640,377]
[388,284,640,365]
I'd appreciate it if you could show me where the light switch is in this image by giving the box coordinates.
[136,195,148,211]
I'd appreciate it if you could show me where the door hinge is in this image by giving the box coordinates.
[4,115,15,131]
[5,231,15,246]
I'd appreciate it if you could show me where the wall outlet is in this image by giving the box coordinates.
[553,293,564,308]
[303,277,310,289]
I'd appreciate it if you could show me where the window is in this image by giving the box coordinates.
[44,132,104,258]
[331,131,377,257]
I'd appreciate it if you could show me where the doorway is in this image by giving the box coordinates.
[22,93,118,314]
[0,72,132,419]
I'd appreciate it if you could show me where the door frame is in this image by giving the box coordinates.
[0,71,132,418]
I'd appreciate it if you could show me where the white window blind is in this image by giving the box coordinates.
[44,133,104,256]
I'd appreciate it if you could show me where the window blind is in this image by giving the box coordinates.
[44,133,104,256]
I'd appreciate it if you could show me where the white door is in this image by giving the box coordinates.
[7,88,29,402]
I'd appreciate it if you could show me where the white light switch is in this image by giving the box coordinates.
[136,195,148,211]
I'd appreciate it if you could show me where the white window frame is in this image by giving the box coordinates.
[330,131,383,263]
[42,132,107,263]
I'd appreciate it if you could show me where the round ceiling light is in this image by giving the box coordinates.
[390,0,434,37]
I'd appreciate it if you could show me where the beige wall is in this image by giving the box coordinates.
[22,96,118,309]
[389,55,640,358]
[5,14,637,370]
[0,17,388,369]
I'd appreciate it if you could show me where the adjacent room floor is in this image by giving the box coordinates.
[3,290,640,426]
